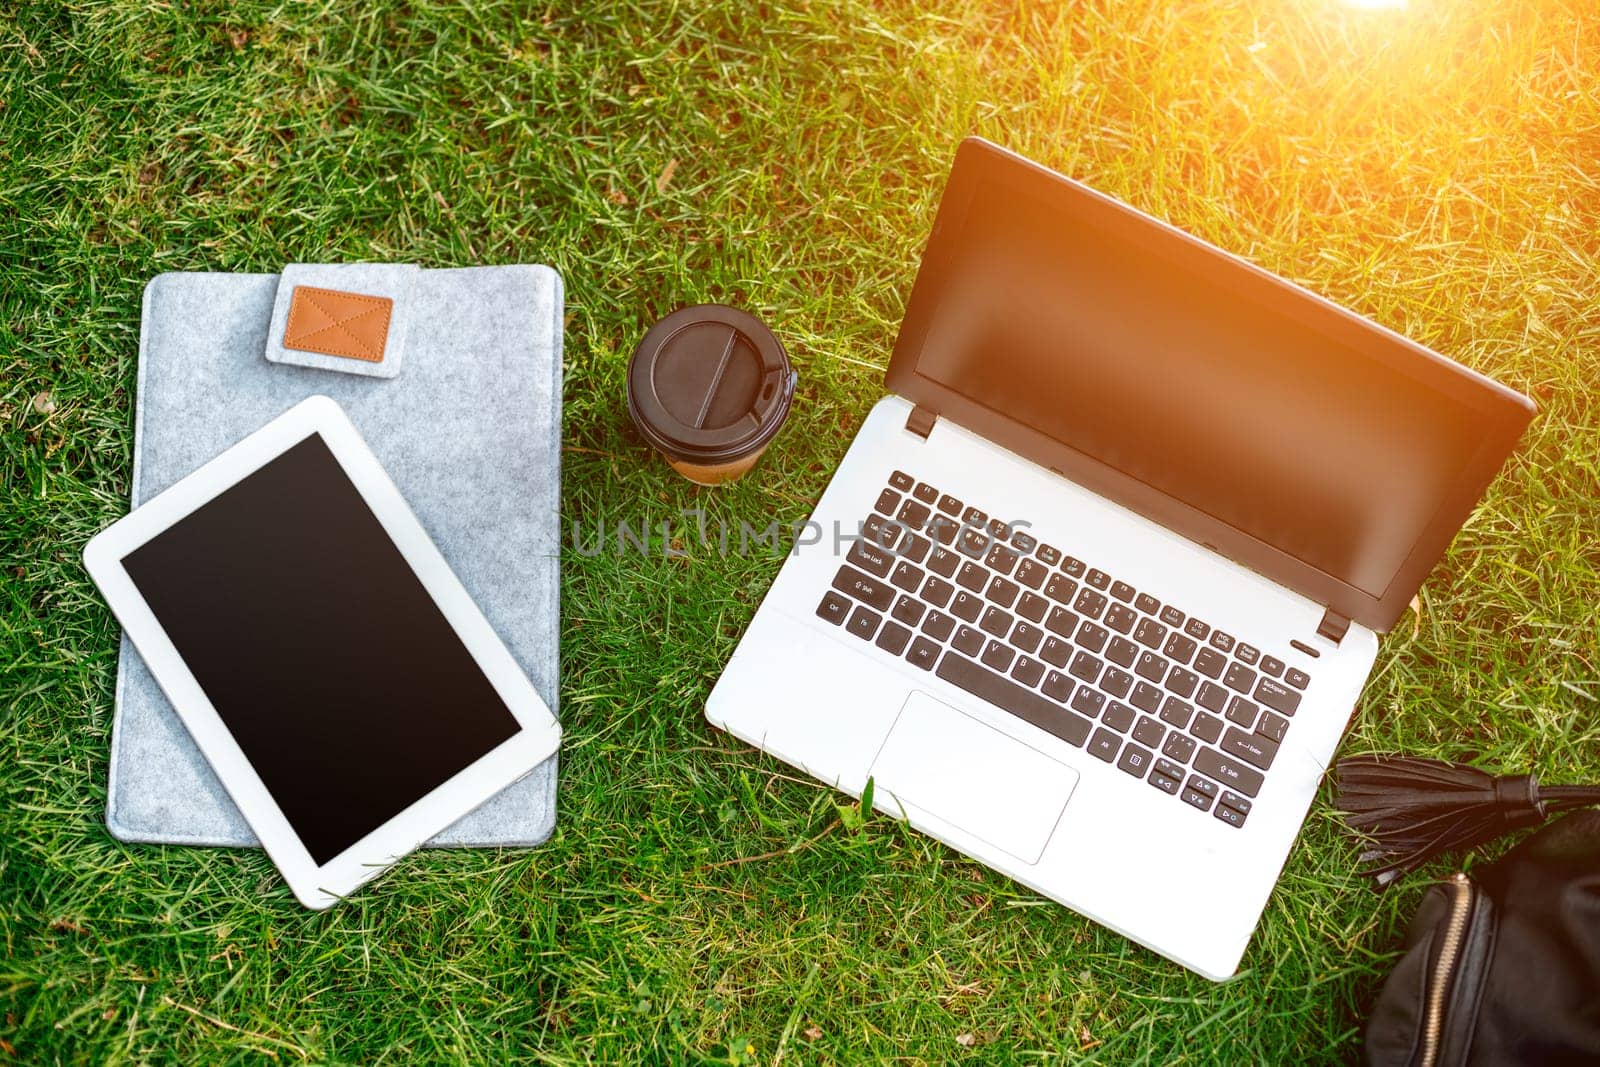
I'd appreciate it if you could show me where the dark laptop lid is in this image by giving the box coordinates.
[886,138,1534,634]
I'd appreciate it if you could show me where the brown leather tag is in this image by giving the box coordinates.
[284,285,393,363]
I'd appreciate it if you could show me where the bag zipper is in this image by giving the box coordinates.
[1419,873,1474,1067]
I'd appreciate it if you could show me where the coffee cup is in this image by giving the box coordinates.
[627,304,796,486]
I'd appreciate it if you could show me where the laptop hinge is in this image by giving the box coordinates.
[905,404,937,439]
[1316,607,1351,645]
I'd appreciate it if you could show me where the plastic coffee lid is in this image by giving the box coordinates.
[627,304,797,463]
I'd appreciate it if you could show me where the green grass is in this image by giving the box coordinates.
[4,0,1598,1061]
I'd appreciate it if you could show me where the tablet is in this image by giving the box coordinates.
[84,396,560,908]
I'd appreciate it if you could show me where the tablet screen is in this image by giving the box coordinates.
[121,432,522,864]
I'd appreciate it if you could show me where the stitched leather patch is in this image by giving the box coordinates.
[284,285,393,362]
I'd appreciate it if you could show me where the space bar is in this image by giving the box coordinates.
[935,652,1091,748]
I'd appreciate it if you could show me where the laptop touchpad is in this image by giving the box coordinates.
[869,692,1079,865]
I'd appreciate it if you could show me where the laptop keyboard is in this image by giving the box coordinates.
[815,471,1314,830]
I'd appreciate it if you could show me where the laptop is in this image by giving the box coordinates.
[705,137,1534,979]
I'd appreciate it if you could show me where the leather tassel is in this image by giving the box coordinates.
[1333,755,1600,888]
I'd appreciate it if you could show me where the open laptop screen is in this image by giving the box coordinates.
[889,140,1533,630]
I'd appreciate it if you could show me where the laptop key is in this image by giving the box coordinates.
[1191,713,1224,744]
[1045,572,1078,605]
[1105,603,1138,634]
[937,493,962,516]
[906,636,940,671]
[1014,558,1049,590]
[985,542,1019,575]
[1135,592,1160,615]
[1260,655,1285,678]
[1223,662,1257,694]
[1181,785,1214,811]
[1109,580,1135,603]
[1131,681,1162,713]
[1286,668,1311,690]
[1163,632,1197,664]
[1100,667,1133,699]
[1042,669,1074,702]
[1254,678,1302,716]
[1088,728,1121,762]
[1106,636,1139,668]
[1197,681,1229,713]
[1220,726,1278,770]
[1039,636,1072,667]
[922,610,956,642]
[1045,607,1079,639]
[928,547,960,578]
[981,639,1014,672]
[951,591,982,622]
[1132,715,1165,748]
[1011,621,1043,654]
[1068,650,1103,684]
[987,518,1011,540]
[862,513,902,549]
[897,499,932,529]
[1086,568,1110,590]
[1162,733,1196,764]
[1135,650,1169,683]
[1213,803,1246,828]
[1256,711,1289,742]
[1194,647,1227,679]
[1158,696,1194,730]
[847,540,893,577]
[1011,656,1045,687]
[845,605,881,641]
[980,606,1014,638]
[1160,666,1197,700]
[888,471,915,492]
[897,532,932,565]
[957,526,989,559]
[986,575,1020,609]
[926,514,960,545]
[1071,687,1106,719]
[956,561,988,592]
[953,624,984,656]
[1184,617,1211,640]
[890,560,924,592]
[1236,643,1260,665]
[833,565,894,610]
[1075,589,1108,619]
[1194,747,1265,796]
[874,488,901,515]
[816,591,850,625]
[892,594,925,627]
[936,652,1091,747]
[1061,556,1087,578]
[1209,630,1235,653]
[1159,604,1185,627]
[1102,700,1135,732]
[921,575,954,608]
[1150,758,1185,795]
[1011,530,1038,553]
[1225,695,1258,729]
[876,621,912,655]
[1117,742,1153,778]
[1016,591,1049,623]
[1134,617,1167,649]
[1036,543,1062,566]
[912,482,939,504]
[1219,790,1253,816]
[962,505,987,528]
[1187,776,1219,799]
[1076,621,1109,653]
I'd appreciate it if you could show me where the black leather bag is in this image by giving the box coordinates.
[1364,810,1600,1066]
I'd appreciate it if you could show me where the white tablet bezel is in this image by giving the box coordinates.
[84,395,561,909]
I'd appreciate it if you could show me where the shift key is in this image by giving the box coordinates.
[1193,746,1265,797]
[832,564,895,611]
